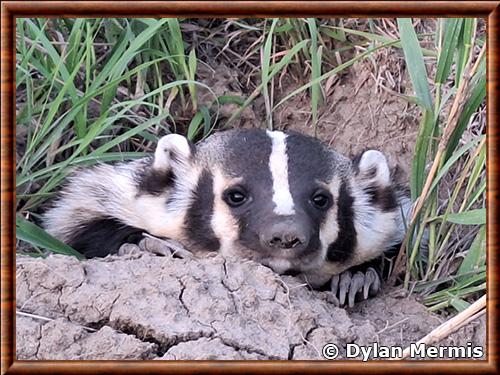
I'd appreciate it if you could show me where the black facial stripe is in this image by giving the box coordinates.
[327,181,357,263]
[364,185,399,212]
[184,169,220,252]
[137,168,175,196]
[306,226,321,254]
[68,218,144,258]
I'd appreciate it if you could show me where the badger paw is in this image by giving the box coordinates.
[330,267,381,308]
[117,243,143,257]
[139,234,193,259]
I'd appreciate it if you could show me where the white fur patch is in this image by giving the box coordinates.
[210,168,241,256]
[266,130,295,216]
[154,134,191,171]
[318,177,341,263]
[358,150,390,185]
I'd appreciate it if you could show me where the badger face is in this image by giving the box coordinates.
[187,129,352,274]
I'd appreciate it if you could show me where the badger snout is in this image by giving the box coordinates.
[260,218,310,254]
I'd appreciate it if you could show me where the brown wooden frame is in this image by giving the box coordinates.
[1,1,499,374]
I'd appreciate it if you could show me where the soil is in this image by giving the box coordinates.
[275,59,420,171]
[16,245,485,360]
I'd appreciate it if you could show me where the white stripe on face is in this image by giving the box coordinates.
[266,130,295,216]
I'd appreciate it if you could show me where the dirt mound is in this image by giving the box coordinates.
[16,249,484,360]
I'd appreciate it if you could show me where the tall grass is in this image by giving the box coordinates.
[393,18,486,312]
[16,18,486,313]
[16,18,212,256]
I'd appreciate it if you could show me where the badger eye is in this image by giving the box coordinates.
[310,190,332,210]
[223,187,248,208]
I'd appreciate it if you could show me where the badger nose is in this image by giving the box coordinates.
[268,233,304,249]
[260,220,309,252]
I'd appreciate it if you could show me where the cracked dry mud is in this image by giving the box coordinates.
[16,249,485,360]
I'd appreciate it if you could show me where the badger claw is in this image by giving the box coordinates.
[348,272,365,308]
[338,271,352,306]
[330,274,340,296]
[363,267,381,300]
[330,267,382,307]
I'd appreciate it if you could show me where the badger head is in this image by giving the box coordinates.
[148,129,404,278]
[176,129,350,274]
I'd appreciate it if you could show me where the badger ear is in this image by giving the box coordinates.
[153,134,195,172]
[352,149,390,186]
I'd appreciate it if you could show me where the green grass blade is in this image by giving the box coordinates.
[200,106,212,137]
[466,179,486,211]
[66,18,86,73]
[90,112,171,157]
[410,110,435,199]
[435,18,463,84]
[17,152,145,188]
[187,111,204,140]
[215,95,245,106]
[464,141,486,201]
[16,215,85,259]
[188,48,198,111]
[187,106,212,141]
[25,19,86,134]
[444,65,486,162]
[261,19,279,129]
[21,52,86,166]
[412,266,486,291]
[457,226,486,276]
[456,18,475,86]
[397,18,433,112]
[18,57,168,175]
[432,209,486,225]
[428,135,484,195]
[306,18,321,135]
[450,297,470,312]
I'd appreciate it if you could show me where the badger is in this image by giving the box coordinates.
[44,129,412,307]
